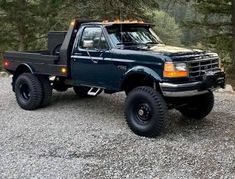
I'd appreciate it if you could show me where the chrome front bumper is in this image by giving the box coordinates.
[160,71,225,97]
[160,82,209,97]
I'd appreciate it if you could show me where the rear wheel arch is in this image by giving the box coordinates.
[15,64,34,76]
[12,64,35,91]
[14,64,34,80]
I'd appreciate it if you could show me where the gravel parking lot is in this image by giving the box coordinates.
[0,77,234,179]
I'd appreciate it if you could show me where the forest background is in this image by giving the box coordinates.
[0,0,234,85]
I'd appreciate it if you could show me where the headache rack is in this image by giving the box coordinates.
[188,56,220,78]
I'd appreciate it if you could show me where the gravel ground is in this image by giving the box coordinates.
[0,77,234,179]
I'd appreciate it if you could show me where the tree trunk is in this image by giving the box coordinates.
[16,0,27,51]
[18,31,26,51]
[232,0,235,68]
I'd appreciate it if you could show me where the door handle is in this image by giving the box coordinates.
[74,53,82,56]
[91,58,98,64]
[87,50,98,64]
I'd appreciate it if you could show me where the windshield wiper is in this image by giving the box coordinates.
[116,42,139,46]
[116,42,149,47]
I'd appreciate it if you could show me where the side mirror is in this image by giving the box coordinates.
[83,40,94,49]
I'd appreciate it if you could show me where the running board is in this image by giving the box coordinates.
[88,88,101,96]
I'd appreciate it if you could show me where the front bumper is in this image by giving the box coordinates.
[160,71,225,97]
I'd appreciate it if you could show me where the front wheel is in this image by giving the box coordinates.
[178,91,214,119]
[125,86,167,137]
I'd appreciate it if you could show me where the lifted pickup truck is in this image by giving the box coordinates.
[3,19,225,137]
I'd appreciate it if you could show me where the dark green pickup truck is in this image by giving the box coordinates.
[3,19,225,137]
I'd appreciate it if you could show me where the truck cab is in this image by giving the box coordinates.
[3,19,225,137]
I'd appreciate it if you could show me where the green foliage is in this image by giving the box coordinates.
[145,10,182,45]
[0,0,71,50]
[159,0,233,71]
[0,0,233,73]
[194,0,232,63]
[0,0,160,53]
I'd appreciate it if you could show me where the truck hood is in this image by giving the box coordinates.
[150,44,203,54]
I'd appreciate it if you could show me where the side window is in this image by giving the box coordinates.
[80,27,108,50]
[99,33,109,50]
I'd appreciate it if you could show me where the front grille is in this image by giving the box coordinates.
[188,57,220,78]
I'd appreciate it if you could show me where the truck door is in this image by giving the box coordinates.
[71,26,111,88]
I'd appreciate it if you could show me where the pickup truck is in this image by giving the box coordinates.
[3,19,225,137]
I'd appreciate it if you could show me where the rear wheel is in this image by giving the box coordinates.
[125,86,167,137]
[53,83,68,92]
[178,92,214,119]
[38,76,52,107]
[15,73,43,110]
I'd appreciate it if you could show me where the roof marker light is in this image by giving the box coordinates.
[102,20,145,24]
[102,20,109,23]
[70,20,76,27]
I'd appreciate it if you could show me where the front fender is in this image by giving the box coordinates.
[124,66,162,81]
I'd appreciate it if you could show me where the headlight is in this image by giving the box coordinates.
[164,62,189,78]
[175,63,188,71]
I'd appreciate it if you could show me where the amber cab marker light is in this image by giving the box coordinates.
[163,62,188,78]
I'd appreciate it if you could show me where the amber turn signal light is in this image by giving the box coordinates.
[163,62,188,78]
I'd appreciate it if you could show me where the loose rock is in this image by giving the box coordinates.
[0,71,9,77]
[0,77,234,178]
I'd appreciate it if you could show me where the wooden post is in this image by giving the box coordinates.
[232,0,235,69]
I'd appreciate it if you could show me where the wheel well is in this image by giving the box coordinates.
[14,64,33,77]
[121,74,160,93]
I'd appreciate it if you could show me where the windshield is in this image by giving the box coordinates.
[106,25,163,46]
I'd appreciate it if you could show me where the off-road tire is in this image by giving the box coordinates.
[38,76,52,107]
[125,86,167,137]
[73,86,102,97]
[179,91,214,119]
[15,73,43,110]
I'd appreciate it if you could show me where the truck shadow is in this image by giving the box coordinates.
[164,111,235,141]
[50,90,125,120]
[49,90,235,141]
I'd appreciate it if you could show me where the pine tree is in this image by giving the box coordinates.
[191,0,232,68]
